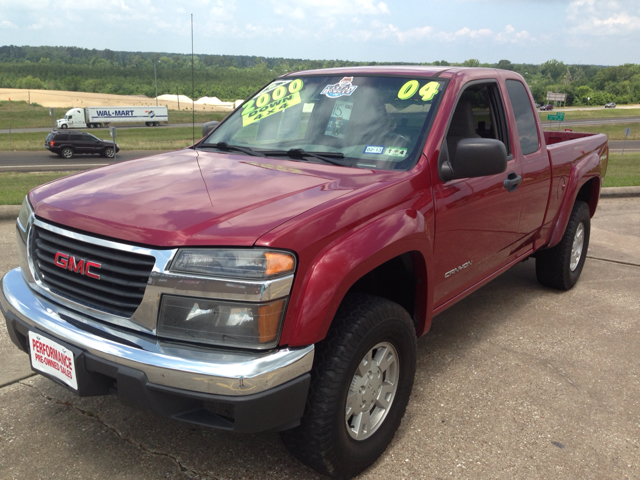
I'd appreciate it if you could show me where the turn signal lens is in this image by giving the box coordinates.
[258,300,286,343]
[171,249,295,279]
[265,252,295,277]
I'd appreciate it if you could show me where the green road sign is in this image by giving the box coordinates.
[547,112,565,121]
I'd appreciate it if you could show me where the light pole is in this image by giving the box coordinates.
[153,60,160,106]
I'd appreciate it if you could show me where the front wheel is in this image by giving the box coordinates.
[60,124,68,129]
[60,147,74,159]
[102,147,115,158]
[281,294,416,479]
[536,200,591,290]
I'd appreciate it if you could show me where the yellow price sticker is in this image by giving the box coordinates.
[242,92,302,126]
[397,80,439,101]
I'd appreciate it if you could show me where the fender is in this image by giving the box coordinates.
[546,150,601,249]
[285,208,432,347]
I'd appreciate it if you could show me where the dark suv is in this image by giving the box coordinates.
[45,131,120,159]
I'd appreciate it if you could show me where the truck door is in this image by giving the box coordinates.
[71,109,85,128]
[432,80,523,306]
[503,78,551,253]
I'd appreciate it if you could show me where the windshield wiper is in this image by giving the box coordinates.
[262,148,345,166]
[198,142,264,157]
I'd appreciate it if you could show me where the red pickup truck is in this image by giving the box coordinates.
[2,67,607,479]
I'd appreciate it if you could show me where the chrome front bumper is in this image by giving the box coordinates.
[1,267,314,397]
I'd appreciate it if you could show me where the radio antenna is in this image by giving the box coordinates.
[191,13,195,144]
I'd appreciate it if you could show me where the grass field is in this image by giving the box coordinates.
[538,108,640,123]
[0,126,205,151]
[0,171,76,205]
[603,153,640,187]
[544,122,640,141]
[1,153,636,205]
[0,100,227,129]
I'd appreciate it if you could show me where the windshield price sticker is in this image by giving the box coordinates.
[397,80,440,101]
[242,79,304,126]
[384,146,407,157]
[324,100,353,138]
[321,77,358,98]
[29,331,78,390]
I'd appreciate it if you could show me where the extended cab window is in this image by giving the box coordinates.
[505,80,540,155]
[200,75,446,171]
[446,82,510,160]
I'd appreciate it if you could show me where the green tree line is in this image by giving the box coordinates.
[1,45,639,105]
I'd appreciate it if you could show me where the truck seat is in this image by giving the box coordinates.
[446,101,480,158]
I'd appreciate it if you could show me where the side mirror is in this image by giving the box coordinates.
[202,121,220,137]
[439,138,507,182]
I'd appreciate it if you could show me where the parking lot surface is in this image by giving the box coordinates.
[1,197,639,479]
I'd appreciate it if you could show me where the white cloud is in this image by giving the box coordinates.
[567,0,640,35]
[346,21,534,45]
[270,0,390,19]
[1,19,17,28]
[209,0,237,22]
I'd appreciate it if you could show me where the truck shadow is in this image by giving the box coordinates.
[21,259,570,479]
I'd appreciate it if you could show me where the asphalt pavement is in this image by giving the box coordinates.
[0,140,638,173]
[0,197,639,479]
[0,150,169,171]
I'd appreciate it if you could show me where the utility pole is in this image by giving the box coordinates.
[153,61,158,106]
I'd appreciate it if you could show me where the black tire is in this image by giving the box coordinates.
[103,147,115,158]
[60,147,74,159]
[536,200,590,290]
[281,294,416,479]
[60,124,68,129]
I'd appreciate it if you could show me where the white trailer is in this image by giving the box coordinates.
[56,106,169,129]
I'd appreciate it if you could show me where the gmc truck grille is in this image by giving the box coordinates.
[30,226,156,317]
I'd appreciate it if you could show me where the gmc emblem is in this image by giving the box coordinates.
[54,252,101,279]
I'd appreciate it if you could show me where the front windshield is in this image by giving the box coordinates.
[201,75,446,171]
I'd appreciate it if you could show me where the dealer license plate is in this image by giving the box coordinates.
[28,331,78,390]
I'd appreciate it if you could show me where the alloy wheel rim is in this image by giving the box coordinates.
[345,341,399,441]
[570,222,585,271]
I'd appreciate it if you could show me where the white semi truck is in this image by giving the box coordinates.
[56,106,169,129]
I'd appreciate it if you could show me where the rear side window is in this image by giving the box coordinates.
[55,134,69,141]
[506,80,539,155]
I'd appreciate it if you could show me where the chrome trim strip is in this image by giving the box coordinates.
[1,268,313,396]
[23,217,294,333]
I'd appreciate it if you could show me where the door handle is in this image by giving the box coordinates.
[503,172,522,192]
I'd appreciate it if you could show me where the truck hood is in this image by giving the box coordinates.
[29,149,399,247]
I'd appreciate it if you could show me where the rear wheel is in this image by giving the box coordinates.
[536,200,591,290]
[281,294,416,479]
[60,147,74,159]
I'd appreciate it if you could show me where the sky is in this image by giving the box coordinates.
[0,0,639,66]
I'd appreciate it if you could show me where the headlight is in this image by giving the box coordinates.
[18,196,33,243]
[159,249,296,349]
[18,196,32,230]
[170,248,295,279]
[157,295,287,349]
